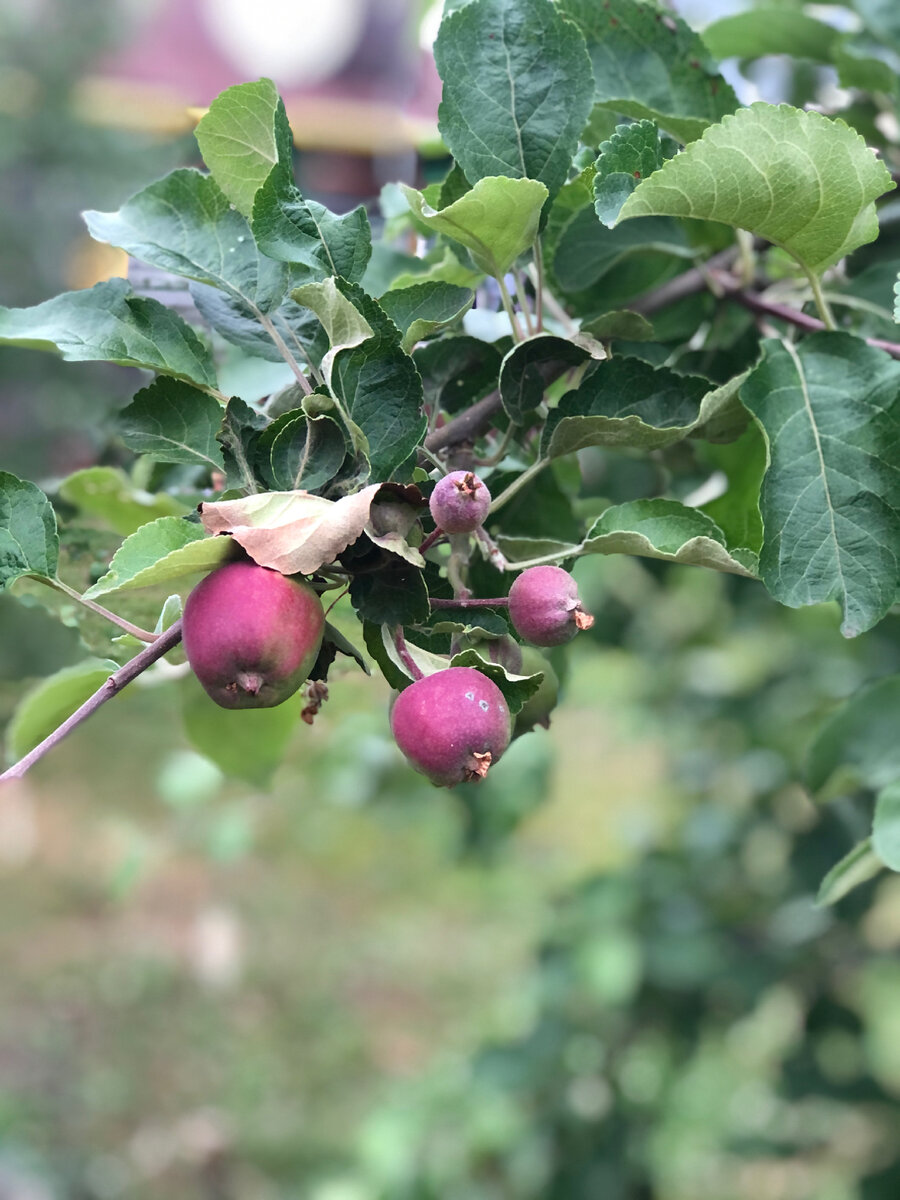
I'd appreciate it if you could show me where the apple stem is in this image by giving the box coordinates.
[419,527,445,555]
[394,627,424,681]
[429,596,509,609]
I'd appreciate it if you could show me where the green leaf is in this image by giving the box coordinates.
[740,334,900,637]
[377,623,452,686]
[593,120,677,227]
[378,282,473,353]
[84,169,287,313]
[256,410,347,492]
[807,675,900,797]
[559,0,738,143]
[500,333,602,423]
[390,246,484,292]
[217,397,269,493]
[619,104,895,276]
[833,33,899,96]
[873,781,900,872]
[700,423,766,557]
[0,472,59,591]
[5,658,118,761]
[350,560,430,626]
[540,357,718,457]
[119,379,225,471]
[194,78,293,217]
[181,674,298,786]
[321,620,370,676]
[327,281,427,481]
[701,9,839,63]
[292,277,374,362]
[414,335,503,415]
[434,0,593,203]
[581,309,654,341]
[816,839,882,906]
[401,177,548,279]
[191,285,326,367]
[84,517,231,599]
[582,499,756,576]
[58,467,188,537]
[252,171,371,284]
[0,279,217,389]
[449,647,542,716]
[553,209,692,294]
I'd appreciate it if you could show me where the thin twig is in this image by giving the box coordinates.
[628,246,741,315]
[0,621,184,782]
[51,579,157,642]
[720,279,900,359]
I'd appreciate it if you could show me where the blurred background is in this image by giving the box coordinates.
[2,2,900,1198]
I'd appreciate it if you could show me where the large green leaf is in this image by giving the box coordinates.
[118,379,225,471]
[581,499,756,576]
[181,673,298,786]
[6,658,119,761]
[194,77,293,217]
[252,171,371,284]
[0,472,59,591]
[84,168,288,314]
[807,675,900,796]
[559,0,738,143]
[593,120,677,227]
[58,467,188,537]
[701,9,839,63]
[540,358,729,457]
[434,0,593,202]
[378,282,473,353]
[552,209,691,295]
[84,518,232,599]
[217,397,270,493]
[300,280,426,481]
[190,285,326,367]
[0,279,217,389]
[496,498,756,576]
[700,424,766,558]
[401,177,548,279]
[740,334,900,637]
[619,104,895,276]
[256,410,347,492]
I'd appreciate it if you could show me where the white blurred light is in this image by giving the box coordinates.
[202,0,367,87]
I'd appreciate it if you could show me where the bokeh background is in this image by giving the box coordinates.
[2,2,900,1197]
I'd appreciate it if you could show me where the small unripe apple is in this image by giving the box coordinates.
[183,560,325,709]
[390,666,511,787]
[507,565,594,647]
[429,470,491,533]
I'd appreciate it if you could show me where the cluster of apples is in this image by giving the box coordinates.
[182,472,593,788]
